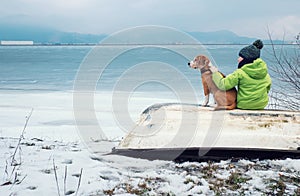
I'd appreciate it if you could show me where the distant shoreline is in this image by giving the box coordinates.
[0,43,297,46]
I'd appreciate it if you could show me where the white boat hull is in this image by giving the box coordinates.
[112,103,300,161]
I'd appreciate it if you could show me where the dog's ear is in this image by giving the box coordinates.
[204,58,210,66]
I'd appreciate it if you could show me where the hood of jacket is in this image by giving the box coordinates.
[241,58,268,79]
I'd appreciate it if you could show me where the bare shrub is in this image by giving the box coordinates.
[267,32,299,111]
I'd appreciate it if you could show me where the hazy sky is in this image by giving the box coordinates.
[1,0,299,39]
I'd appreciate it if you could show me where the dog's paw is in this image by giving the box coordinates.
[201,104,209,107]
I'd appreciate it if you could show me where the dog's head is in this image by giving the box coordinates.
[188,55,210,70]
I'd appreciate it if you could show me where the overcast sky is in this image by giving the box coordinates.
[1,0,299,39]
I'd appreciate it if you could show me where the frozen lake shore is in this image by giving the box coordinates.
[0,92,299,195]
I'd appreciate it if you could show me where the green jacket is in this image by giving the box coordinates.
[212,58,272,110]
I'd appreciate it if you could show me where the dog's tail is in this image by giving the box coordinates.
[214,102,237,110]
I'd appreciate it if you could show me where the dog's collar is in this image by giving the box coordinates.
[200,67,211,74]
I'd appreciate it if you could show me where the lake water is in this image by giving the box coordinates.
[0,45,293,93]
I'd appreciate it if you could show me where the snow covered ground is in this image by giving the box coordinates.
[1,136,300,195]
[0,92,299,195]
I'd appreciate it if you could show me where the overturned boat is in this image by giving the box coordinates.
[111,103,300,162]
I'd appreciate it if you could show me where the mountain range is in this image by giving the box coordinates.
[0,24,284,45]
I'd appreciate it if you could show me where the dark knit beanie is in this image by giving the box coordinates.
[239,39,264,61]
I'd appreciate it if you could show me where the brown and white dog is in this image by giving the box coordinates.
[188,55,237,110]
